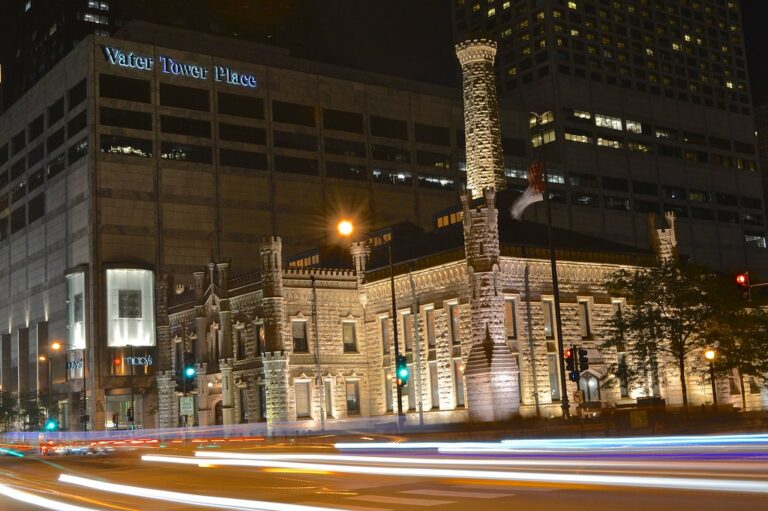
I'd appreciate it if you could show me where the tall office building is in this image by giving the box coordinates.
[452,0,767,274]
[0,0,310,109]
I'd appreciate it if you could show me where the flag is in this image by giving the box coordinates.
[510,161,545,220]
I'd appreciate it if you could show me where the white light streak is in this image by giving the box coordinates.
[0,483,104,511]
[141,454,768,494]
[58,474,342,511]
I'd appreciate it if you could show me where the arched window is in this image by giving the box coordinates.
[579,372,601,402]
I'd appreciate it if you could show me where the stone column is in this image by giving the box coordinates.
[220,358,235,427]
[260,237,290,425]
[156,370,178,428]
[456,39,506,198]
[195,362,209,426]
[462,189,519,421]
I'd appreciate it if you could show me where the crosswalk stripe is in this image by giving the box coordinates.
[402,489,514,499]
[348,495,453,506]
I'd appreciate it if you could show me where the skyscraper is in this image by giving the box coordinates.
[0,0,311,109]
[452,0,766,274]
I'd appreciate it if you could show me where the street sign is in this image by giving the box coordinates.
[179,396,194,416]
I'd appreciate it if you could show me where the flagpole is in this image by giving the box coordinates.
[529,111,570,419]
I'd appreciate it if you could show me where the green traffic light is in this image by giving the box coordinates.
[398,367,408,378]
[44,418,58,431]
[185,366,196,377]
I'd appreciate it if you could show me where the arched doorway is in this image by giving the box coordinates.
[214,401,223,425]
[579,372,601,402]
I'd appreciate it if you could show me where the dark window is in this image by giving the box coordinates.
[46,127,66,153]
[28,169,44,192]
[604,196,631,210]
[371,144,410,163]
[160,142,211,163]
[11,182,26,203]
[370,116,408,140]
[27,143,44,167]
[0,144,7,166]
[716,192,738,206]
[658,145,682,158]
[68,79,87,110]
[569,172,598,187]
[272,101,315,126]
[27,194,44,224]
[734,141,755,154]
[11,159,25,181]
[372,168,411,186]
[602,177,629,191]
[219,149,267,170]
[635,200,659,213]
[47,97,65,127]
[633,181,658,195]
[161,115,211,138]
[67,109,87,137]
[325,161,367,181]
[324,138,365,158]
[159,83,209,111]
[742,196,763,210]
[744,213,764,226]
[218,124,266,145]
[0,170,8,188]
[11,130,25,156]
[662,186,686,200]
[709,136,731,150]
[718,210,740,223]
[11,206,26,234]
[418,174,455,190]
[217,93,263,119]
[28,115,44,141]
[573,193,599,207]
[415,123,450,146]
[100,107,152,130]
[502,137,527,156]
[101,135,153,158]
[274,155,318,176]
[273,130,317,151]
[692,207,715,220]
[683,131,706,145]
[323,109,363,133]
[99,74,151,103]
[416,150,451,169]
[292,321,308,353]
[47,153,66,178]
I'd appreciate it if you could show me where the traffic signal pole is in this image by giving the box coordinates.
[388,243,405,430]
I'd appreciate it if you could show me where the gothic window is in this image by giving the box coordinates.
[543,300,555,339]
[504,299,518,340]
[342,321,357,353]
[448,303,461,345]
[578,300,592,338]
[295,381,311,418]
[292,320,308,353]
[425,309,436,347]
[380,317,390,354]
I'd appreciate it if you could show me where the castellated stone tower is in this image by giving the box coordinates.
[456,39,506,198]
[260,236,291,423]
[461,189,519,422]
[649,211,678,261]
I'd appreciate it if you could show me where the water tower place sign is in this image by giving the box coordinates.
[102,46,258,88]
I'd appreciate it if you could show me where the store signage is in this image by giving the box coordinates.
[66,360,84,370]
[101,46,258,88]
[124,355,153,367]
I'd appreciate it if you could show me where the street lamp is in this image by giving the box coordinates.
[338,220,405,430]
[38,355,51,418]
[705,349,718,413]
[51,340,89,431]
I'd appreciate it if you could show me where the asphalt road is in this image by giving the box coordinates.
[1,438,768,511]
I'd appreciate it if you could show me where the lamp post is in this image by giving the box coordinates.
[529,111,570,419]
[338,220,405,430]
[705,349,718,413]
[38,355,51,418]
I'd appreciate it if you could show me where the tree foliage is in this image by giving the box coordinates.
[600,259,721,410]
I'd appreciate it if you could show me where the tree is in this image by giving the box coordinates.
[600,259,720,411]
[0,392,20,432]
[707,304,768,411]
[18,393,47,432]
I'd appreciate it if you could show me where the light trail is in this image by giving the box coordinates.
[141,454,768,494]
[59,474,347,511]
[335,433,768,453]
[192,451,768,473]
[0,483,105,511]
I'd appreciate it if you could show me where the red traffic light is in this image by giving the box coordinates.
[736,273,749,287]
[564,348,573,359]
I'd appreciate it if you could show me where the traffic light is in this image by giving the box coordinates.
[395,354,409,386]
[578,348,590,371]
[183,352,196,379]
[44,418,59,432]
[736,272,751,301]
[569,371,580,382]
[564,348,575,372]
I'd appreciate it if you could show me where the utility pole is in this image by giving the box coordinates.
[311,275,325,430]
[408,271,424,426]
[388,243,405,430]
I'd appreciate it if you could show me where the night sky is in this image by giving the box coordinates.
[741,1,768,106]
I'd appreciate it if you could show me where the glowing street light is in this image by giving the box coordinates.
[337,220,354,237]
[705,349,717,412]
